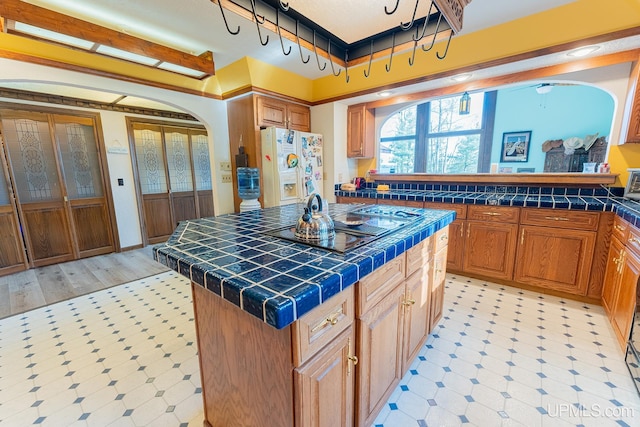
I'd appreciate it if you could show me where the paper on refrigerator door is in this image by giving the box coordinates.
[299,133,323,197]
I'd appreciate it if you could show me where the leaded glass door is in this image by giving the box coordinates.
[0,109,115,268]
[131,121,212,245]
[0,130,28,274]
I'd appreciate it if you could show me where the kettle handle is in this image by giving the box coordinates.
[307,193,323,213]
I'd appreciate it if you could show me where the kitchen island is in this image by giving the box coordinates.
[154,203,455,427]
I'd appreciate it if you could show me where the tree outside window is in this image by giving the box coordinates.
[379,92,491,173]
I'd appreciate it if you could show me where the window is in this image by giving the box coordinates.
[379,91,496,173]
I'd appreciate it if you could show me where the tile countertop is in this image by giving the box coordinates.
[153,203,456,329]
[336,183,640,227]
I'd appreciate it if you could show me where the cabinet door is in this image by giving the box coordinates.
[601,236,625,316]
[288,103,311,131]
[463,221,518,280]
[429,246,448,332]
[514,225,596,295]
[257,96,287,128]
[347,104,374,158]
[356,282,405,427]
[402,265,431,373]
[622,58,640,143]
[612,250,640,348]
[446,220,465,271]
[295,326,355,427]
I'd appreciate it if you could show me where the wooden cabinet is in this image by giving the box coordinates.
[192,229,447,427]
[430,239,448,332]
[256,95,311,131]
[424,202,466,271]
[355,236,443,427]
[621,55,640,143]
[347,103,374,158]
[603,216,640,350]
[463,206,519,280]
[513,209,598,295]
[294,326,355,427]
[356,281,406,427]
[336,196,376,205]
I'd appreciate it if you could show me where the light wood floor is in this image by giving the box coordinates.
[0,246,170,319]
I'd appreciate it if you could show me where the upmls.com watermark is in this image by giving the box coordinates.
[547,403,634,418]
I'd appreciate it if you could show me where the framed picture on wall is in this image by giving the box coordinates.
[501,131,531,162]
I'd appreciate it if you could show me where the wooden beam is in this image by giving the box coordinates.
[0,0,214,76]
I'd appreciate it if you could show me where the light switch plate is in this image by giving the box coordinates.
[221,174,232,183]
[220,161,231,171]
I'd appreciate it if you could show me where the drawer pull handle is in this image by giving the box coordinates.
[544,216,569,221]
[629,237,640,245]
[403,298,416,306]
[348,355,359,365]
[482,212,501,216]
[310,309,342,333]
[615,225,626,232]
[440,234,448,241]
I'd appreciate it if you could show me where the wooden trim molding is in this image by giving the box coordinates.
[0,87,198,120]
[0,0,215,76]
[372,173,619,186]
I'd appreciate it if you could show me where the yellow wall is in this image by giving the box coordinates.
[608,144,640,187]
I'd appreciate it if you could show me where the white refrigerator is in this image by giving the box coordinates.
[261,127,323,208]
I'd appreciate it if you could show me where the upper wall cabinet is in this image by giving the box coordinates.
[347,103,375,158]
[622,56,640,143]
[256,96,310,132]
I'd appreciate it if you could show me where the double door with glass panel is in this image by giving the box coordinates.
[131,122,213,245]
[0,109,115,270]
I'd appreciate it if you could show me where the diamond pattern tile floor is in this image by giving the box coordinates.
[1,271,639,426]
[373,275,640,427]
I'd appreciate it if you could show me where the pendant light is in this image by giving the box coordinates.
[459,92,470,115]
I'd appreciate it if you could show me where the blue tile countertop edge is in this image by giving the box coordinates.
[336,183,640,221]
[153,203,455,330]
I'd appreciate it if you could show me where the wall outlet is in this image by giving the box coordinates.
[221,173,232,183]
[220,161,231,171]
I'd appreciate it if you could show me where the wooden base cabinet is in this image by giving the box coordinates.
[602,217,640,350]
[461,205,519,280]
[514,225,596,294]
[191,230,448,427]
[355,234,446,427]
[294,326,355,427]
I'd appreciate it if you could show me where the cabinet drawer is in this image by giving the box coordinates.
[357,255,406,315]
[520,208,599,231]
[627,225,640,259]
[406,237,433,277]
[292,286,354,366]
[434,226,449,254]
[424,202,467,219]
[467,205,519,223]
[613,216,630,243]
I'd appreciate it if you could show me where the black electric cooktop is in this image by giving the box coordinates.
[265,206,421,253]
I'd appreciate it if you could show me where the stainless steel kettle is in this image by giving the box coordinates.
[294,193,335,240]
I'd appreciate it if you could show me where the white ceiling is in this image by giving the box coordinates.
[4,0,637,110]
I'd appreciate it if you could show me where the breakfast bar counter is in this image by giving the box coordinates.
[153,203,455,427]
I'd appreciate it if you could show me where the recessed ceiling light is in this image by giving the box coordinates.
[377,91,392,97]
[452,73,472,82]
[567,45,600,57]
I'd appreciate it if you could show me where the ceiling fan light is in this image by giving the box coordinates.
[567,45,600,57]
[536,84,553,95]
[459,92,471,115]
[452,73,472,82]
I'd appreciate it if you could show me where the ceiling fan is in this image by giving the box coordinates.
[533,82,576,94]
